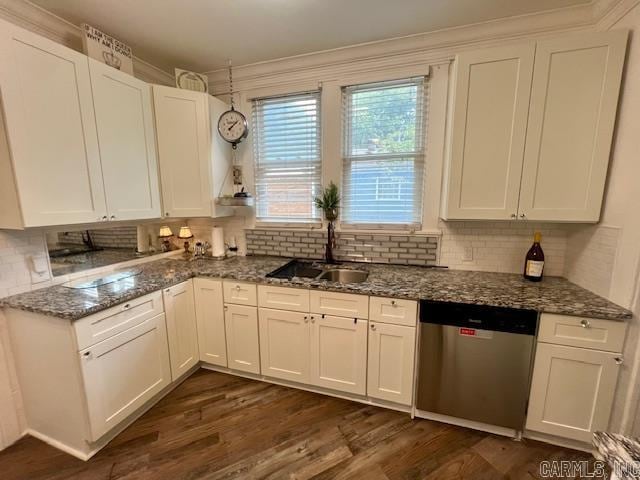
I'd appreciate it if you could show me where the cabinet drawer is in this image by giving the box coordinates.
[538,313,627,353]
[74,291,163,350]
[309,291,368,319]
[223,281,257,306]
[369,297,417,326]
[258,285,310,313]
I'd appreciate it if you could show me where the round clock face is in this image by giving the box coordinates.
[218,109,248,145]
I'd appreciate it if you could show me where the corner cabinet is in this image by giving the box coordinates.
[194,278,227,367]
[442,30,627,222]
[153,86,233,219]
[163,280,200,380]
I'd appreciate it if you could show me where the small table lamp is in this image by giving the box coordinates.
[178,226,194,255]
[158,226,173,252]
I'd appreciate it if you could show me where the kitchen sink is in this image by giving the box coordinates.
[316,269,368,283]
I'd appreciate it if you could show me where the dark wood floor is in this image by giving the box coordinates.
[0,369,597,479]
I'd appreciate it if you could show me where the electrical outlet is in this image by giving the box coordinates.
[463,246,473,262]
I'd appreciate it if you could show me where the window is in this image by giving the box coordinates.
[252,91,321,223]
[342,77,427,227]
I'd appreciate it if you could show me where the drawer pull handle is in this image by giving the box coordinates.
[580,319,591,329]
[370,324,376,331]
[615,357,624,365]
[235,285,241,291]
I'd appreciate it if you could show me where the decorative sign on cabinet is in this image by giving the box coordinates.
[441,30,627,222]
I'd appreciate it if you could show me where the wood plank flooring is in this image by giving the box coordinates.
[0,369,597,479]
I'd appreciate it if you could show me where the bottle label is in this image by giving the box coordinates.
[526,260,544,277]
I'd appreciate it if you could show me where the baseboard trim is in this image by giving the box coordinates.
[24,429,94,461]
[200,363,412,414]
[523,430,594,453]
[414,409,519,438]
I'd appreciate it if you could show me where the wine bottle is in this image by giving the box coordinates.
[524,232,545,282]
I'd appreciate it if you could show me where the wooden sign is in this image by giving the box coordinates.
[175,69,209,93]
[81,24,133,75]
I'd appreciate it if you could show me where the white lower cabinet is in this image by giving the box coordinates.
[367,322,416,406]
[310,315,368,395]
[79,313,171,441]
[163,280,199,380]
[224,304,261,374]
[194,278,227,366]
[526,342,621,443]
[259,308,310,383]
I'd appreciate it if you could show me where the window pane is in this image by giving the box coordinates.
[253,92,321,222]
[342,78,427,226]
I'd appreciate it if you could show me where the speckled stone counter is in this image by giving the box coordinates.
[593,432,640,479]
[0,255,632,321]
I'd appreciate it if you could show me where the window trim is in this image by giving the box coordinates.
[251,89,323,224]
[242,63,449,234]
[340,76,428,228]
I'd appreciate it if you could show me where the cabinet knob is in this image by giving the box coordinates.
[165,288,170,293]
[510,213,517,219]
[123,303,130,309]
[370,324,376,331]
[224,305,228,311]
[101,215,108,221]
[391,300,396,306]
[165,212,170,217]
[580,319,591,329]
[82,351,92,360]
[304,315,308,323]
[310,316,315,323]
[110,215,116,220]
[520,213,526,219]
[615,357,624,365]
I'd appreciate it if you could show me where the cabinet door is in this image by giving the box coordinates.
[0,22,106,226]
[526,343,621,442]
[163,280,199,380]
[79,313,171,441]
[153,85,212,218]
[443,43,534,220]
[224,304,260,374]
[194,278,227,366]
[367,322,416,406]
[310,315,367,395]
[89,59,161,221]
[519,31,627,222]
[258,308,310,383]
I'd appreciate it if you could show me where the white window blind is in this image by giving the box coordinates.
[253,91,322,223]
[342,77,427,228]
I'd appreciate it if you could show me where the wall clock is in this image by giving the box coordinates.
[218,107,248,149]
[217,61,248,149]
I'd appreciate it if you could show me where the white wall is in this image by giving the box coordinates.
[589,1,640,435]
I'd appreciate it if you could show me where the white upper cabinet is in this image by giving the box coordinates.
[153,86,233,219]
[89,59,161,221]
[442,31,627,222]
[443,43,534,220]
[519,31,627,222]
[0,20,106,227]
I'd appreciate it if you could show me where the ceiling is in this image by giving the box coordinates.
[32,0,591,73]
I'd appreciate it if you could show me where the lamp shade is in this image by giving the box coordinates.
[178,226,193,239]
[158,226,173,238]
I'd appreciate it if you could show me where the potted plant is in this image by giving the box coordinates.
[314,182,340,263]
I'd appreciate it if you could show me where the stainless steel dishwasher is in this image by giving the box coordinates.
[416,300,538,430]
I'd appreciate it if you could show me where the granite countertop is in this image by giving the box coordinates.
[593,432,640,479]
[0,255,633,321]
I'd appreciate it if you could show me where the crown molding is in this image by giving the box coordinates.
[596,0,640,29]
[206,0,631,94]
[0,0,174,85]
